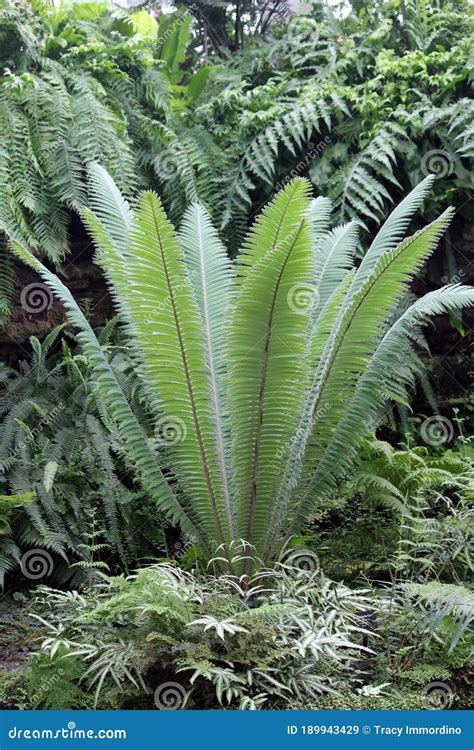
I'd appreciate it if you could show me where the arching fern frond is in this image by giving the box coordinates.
[10,238,206,552]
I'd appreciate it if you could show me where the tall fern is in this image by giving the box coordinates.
[10,170,474,570]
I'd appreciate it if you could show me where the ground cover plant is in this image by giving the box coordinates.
[0,0,473,713]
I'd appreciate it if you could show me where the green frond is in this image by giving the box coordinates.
[313,221,358,317]
[369,284,474,405]
[352,176,435,294]
[0,235,15,324]
[179,203,235,537]
[10,238,206,552]
[288,208,455,533]
[265,271,356,555]
[226,179,314,556]
[86,162,133,255]
[121,192,231,547]
[308,197,332,240]
[336,121,406,228]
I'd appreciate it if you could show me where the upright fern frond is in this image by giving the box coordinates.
[226,179,314,555]
[179,204,235,537]
[288,209,457,534]
[123,193,231,548]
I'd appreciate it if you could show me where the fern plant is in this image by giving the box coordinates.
[0,491,35,584]
[10,166,474,572]
[0,0,211,320]
[310,436,474,583]
[0,323,169,586]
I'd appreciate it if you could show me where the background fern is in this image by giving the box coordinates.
[0,324,170,586]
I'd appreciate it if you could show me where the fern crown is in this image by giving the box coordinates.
[12,167,474,569]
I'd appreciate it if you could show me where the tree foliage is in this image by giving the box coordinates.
[0,0,472,320]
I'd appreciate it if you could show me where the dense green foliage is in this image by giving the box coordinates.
[311,436,474,582]
[0,0,472,317]
[0,324,169,585]
[207,0,473,237]
[0,0,213,317]
[1,550,471,709]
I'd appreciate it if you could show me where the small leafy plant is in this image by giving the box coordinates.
[310,437,474,583]
[30,556,375,709]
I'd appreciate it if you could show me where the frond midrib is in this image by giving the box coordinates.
[194,208,234,537]
[246,219,306,554]
[149,201,228,550]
